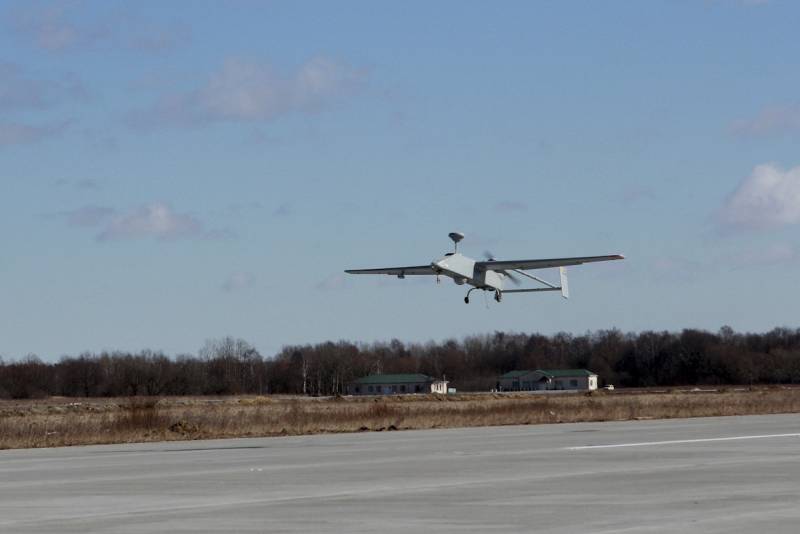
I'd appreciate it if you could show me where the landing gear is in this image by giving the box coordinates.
[464,287,500,304]
[464,287,479,304]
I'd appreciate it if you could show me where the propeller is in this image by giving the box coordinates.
[483,251,521,286]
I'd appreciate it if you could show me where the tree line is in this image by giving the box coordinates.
[2,327,800,399]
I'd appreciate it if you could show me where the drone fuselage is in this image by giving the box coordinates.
[432,253,505,291]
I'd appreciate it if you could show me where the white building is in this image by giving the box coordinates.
[497,369,598,392]
[347,374,449,395]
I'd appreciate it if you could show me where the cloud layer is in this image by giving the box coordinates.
[60,202,225,241]
[97,203,204,241]
[0,62,86,148]
[0,120,72,148]
[718,163,800,231]
[10,3,189,54]
[731,104,800,137]
[11,4,84,51]
[130,57,367,129]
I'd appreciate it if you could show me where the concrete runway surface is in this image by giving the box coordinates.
[2,414,800,533]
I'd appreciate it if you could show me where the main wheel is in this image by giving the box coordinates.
[464,296,469,304]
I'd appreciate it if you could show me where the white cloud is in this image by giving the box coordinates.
[222,272,256,292]
[11,4,82,51]
[11,3,190,56]
[56,203,222,241]
[0,62,86,148]
[718,163,800,231]
[0,120,71,147]
[731,104,800,137]
[0,62,89,110]
[130,57,367,129]
[57,202,220,242]
[96,203,205,241]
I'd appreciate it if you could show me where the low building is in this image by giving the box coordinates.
[347,373,449,396]
[497,369,598,392]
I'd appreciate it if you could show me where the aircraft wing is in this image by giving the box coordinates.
[345,265,435,276]
[476,254,624,272]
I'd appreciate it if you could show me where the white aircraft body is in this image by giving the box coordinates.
[345,232,624,304]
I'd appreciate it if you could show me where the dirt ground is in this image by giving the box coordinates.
[2,387,800,449]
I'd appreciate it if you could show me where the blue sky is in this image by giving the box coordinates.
[2,0,799,360]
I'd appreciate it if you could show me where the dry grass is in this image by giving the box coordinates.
[2,387,800,449]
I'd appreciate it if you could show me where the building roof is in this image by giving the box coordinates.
[500,369,596,379]
[352,373,439,385]
[536,369,596,378]
[499,370,531,379]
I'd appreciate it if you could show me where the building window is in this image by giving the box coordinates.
[355,387,360,394]
[368,386,373,393]
[400,385,406,393]
[415,385,421,392]
[570,379,578,387]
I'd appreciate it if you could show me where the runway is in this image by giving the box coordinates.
[2,413,800,533]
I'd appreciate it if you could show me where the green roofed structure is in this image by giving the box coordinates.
[348,373,449,396]
[497,369,598,392]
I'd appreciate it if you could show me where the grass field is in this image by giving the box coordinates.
[2,387,800,449]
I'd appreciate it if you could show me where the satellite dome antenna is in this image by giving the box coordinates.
[448,231,465,253]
